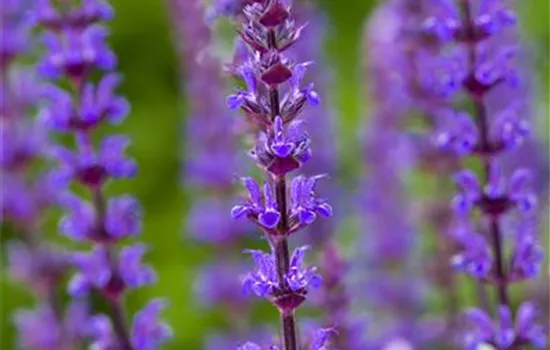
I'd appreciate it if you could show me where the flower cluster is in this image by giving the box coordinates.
[358,2,447,348]
[1,0,81,348]
[421,0,546,348]
[227,0,333,348]
[34,0,170,348]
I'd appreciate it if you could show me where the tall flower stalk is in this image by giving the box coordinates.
[227,1,333,349]
[33,1,171,348]
[1,1,81,348]
[421,0,547,348]
[368,0,464,341]
[360,2,443,347]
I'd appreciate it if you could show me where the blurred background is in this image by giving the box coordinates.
[1,0,548,348]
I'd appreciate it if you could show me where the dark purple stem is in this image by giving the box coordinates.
[267,27,298,350]
[274,177,298,350]
[107,297,134,350]
[91,187,133,350]
[460,0,510,309]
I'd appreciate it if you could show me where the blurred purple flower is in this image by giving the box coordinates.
[34,0,171,347]
[14,301,89,350]
[421,0,547,347]
[87,300,171,350]
[59,193,141,242]
[39,75,129,131]
[464,303,547,349]
[68,244,156,298]
[7,241,68,296]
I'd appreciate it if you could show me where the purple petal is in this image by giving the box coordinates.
[258,209,280,228]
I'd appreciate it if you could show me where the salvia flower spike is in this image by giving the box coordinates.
[423,0,547,348]
[0,0,84,347]
[34,1,171,349]
[228,1,333,349]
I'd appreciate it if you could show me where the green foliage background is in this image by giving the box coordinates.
[1,0,548,348]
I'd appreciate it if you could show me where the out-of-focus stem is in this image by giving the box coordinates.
[461,0,511,310]
[107,298,134,350]
[91,186,133,350]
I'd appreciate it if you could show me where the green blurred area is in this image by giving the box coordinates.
[1,0,548,348]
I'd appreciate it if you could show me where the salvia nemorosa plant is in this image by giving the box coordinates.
[226,1,334,349]
[420,0,547,348]
[1,1,83,348]
[33,1,171,349]
[359,3,451,348]
[364,1,463,344]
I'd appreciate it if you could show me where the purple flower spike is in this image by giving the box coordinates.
[224,0,331,347]
[420,0,547,346]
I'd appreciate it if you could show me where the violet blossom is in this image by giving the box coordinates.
[227,0,333,349]
[33,1,170,349]
[420,0,547,348]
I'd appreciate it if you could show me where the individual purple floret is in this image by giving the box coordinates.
[59,193,142,242]
[34,0,170,348]
[242,246,322,309]
[39,75,130,131]
[420,0,547,348]
[464,303,547,349]
[226,1,333,349]
[87,300,172,350]
[68,244,156,299]
[238,326,334,350]
[14,301,90,350]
